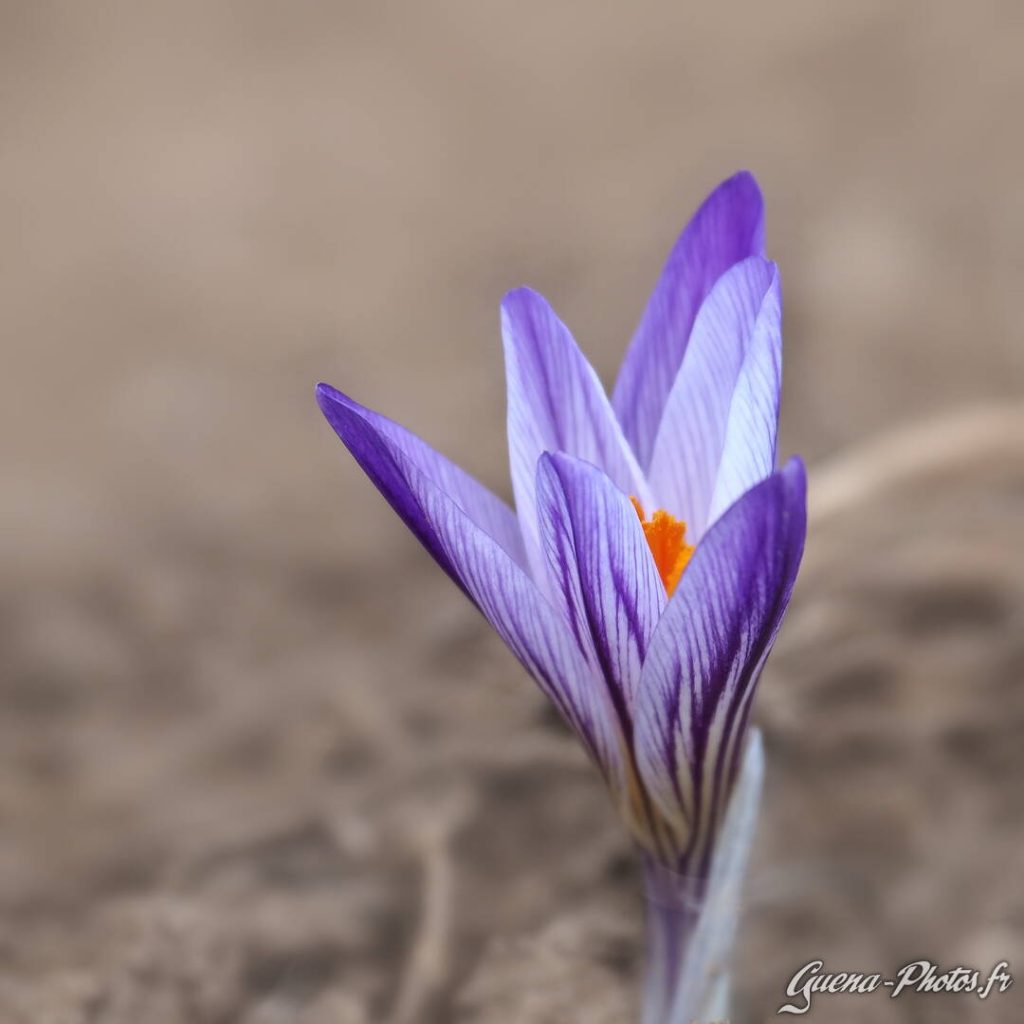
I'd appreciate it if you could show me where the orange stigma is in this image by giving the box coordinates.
[630,498,694,597]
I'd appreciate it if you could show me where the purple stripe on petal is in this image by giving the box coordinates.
[634,459,806,869]
[646,257,781,540]
[612,171,765,471]
[316,382,626,789]
[317,383,463,591]
[535,452,667,721]
[502,288,652,596]
[415,479,627,791]
[317,384,526,569]
[706,281,783,527]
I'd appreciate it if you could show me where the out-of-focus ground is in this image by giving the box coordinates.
[2,3,1023,1021]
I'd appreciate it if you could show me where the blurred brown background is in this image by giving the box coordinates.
[2,2,1022,1022]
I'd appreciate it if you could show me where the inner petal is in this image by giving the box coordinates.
[630,498,694,597]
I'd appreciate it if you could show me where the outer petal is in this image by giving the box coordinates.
[646,257,781,540]
[612,171,765,471]
[633,459,806,871]
[316,382,625,785]
[535,452,667,721]
[317,383,526,569]
[502,288,652,592]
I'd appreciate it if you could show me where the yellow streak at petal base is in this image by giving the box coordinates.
[630,498,695,597]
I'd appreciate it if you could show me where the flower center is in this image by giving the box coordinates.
[630,498,694,597]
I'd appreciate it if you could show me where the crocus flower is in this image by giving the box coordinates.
[317,171,806,1021]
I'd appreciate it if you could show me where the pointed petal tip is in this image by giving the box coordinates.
[770,457,809,563]
[725,168,763,193]
[538,449,624,494]
[713,170,765,217]
[500,285,554,324]
[782,452,806,475]
[538,448,577,473]
[702,170,764,222]
[744,456,807,513]
[535,448,557,473]
[780,454,808,493]
[725,253,780,301]
[731,252,778,288]
[315,382,367,433]
[612,169,770,468]
[501,284,539,303]
[781,456,809,529]
[315,380,346,409]
[316,383,391,430]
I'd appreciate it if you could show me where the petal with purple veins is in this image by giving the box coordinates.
[316,382,626,788]
[502,288,651,592]
[706,289,782,527]
[613,171,765,471]
[317,383,526,569]
[633,459,806,870]
[535,452,667,720]
[646,257,781,540]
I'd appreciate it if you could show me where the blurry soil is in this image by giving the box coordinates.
[2,420,1022,1024]
[2,3,1024,1023]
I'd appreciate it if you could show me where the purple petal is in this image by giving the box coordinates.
[707,289,783,527]
[646,257,781,540]
[502,288,651,591]
[633,459,806,871]
[612,172,765,471]
[317,383,526,569]
[535,452,667,721]
[316,382,626,785]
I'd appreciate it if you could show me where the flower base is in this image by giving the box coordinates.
[641,731,765,1024]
